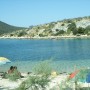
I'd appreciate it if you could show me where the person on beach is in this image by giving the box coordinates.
[2,66,24,79]
[8,66,14,74]
[13,66,24,78]
[1,66,14,78]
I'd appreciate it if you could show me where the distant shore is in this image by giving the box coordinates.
[0,35,90,39]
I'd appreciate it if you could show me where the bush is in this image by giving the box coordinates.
[34,60,52,76]
[17,75,50,90]
[17,60,52,90]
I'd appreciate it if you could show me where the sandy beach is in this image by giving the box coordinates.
[0,73,28,90]
[0,73,69,90]
[0,73,90,90]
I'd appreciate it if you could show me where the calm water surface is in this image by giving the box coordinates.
[0,38,90,72]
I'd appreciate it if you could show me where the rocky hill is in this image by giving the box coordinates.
[0,16,90,37]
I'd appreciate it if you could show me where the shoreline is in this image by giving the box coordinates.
[0,35,90,39]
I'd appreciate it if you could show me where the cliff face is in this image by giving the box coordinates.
[0,16,90,37]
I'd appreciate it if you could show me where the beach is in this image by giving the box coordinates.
[0,73,67,90]
[0,72,90,90]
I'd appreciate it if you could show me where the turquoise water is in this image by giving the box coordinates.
[0,38,90,73]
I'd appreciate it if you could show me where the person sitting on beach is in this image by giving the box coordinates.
[2,66,24,80]
[13,66,24,78]
[2,66,14,79]
[13,66,21,78]
[8,66,14,74]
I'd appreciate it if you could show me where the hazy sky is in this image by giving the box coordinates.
[0,0,90,27]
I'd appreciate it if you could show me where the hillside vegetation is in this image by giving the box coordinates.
[0,16,90,37]
[0,21,26,35]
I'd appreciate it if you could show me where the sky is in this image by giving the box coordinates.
[0,0,90,27]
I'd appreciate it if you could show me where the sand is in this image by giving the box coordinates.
[0,73,68,90]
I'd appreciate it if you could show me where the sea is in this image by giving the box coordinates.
[0,38,90,73]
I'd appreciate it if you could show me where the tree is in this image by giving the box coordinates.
[68,22,76,31]
[77,27,85,34]
[17,31,27,37]
[39,33,44,37]
[72,29,78,35]
[55,30,65,36]
[84,25,90,35]
[68,22,77,35]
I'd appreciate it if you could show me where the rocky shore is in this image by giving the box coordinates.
[0,35,90,40]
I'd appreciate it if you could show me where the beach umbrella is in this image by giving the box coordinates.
[0,57,10,65]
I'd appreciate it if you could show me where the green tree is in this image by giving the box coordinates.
[72,29,77,35]
[77,27,85,34]
[17,31,27,37]
[39,33,44,37]
[68,22,77,35]
[55,30,65,35]
[68,22,76,31]
[84,25,90,35]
